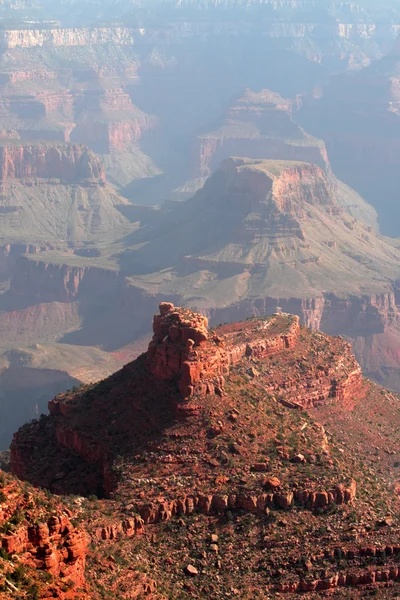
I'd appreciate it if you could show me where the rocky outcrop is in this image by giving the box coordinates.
[10,304,364,494]
[147,302,300,400]
[95,517,144,541]
[277,564,400,593]
[135,479,356,525]
[0,143,106,183]
[194,89,331,179]
[146,303,365,412]
[0,475,88,594]
[10,300,400,596]
[2,514,87,584]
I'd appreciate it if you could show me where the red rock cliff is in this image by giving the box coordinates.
[148,302,298,399]
[0,143,106,183]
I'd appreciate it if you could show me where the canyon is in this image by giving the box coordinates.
[0,2,400,598]
[1,153,400,449]
[96,158,400,386]
[0,0,397,455]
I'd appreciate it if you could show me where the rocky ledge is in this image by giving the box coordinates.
[147,301,300,400]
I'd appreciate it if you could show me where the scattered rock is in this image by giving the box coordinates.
[252,461,270,472]
[185,564,199,576]
[263,477,281,490]
[247,366,259,378]
[293,453,306,464]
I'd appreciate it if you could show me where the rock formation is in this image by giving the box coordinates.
[10,303,364,495]
[0,27,134,49]
[0,470,88,598]
[7,154,399,390]
[0,141,132,242]
[147,301,300,400]
[99,158,400,387]
[193,89,331,180]
[0,143,106,183]
[0,30,159,190]
[6,302,400,597]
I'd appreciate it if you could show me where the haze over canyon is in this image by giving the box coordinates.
[1,1,400,599]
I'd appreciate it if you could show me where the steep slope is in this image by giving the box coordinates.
[7,303,400,598]
[0,141,131,242]
[0,342,125,450]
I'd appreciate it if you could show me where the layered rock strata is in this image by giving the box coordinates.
[148,302,300,399]
[134,480,356,526]
[0,27,135,49]
[9,302,400,597]
[0,474,88,596]
[118,158,400,389]
[0,143,106,183]
[194,89,331,180]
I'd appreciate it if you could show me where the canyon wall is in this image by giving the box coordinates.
[0,241,57,278]
[0,143,106,183]
[10,257,121,302]
[196,135,330,178]
[0,27,134,49]
[297,38,400,236]
[193,88,331,179]
[201,292,400,338]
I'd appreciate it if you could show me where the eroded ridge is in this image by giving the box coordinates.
[9,302,400,598]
